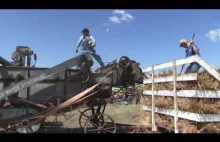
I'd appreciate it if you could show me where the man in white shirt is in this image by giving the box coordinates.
[75,28,104,68]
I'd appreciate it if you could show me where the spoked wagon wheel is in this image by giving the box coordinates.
[84,113,116,133]
[16,109,44,134]
[79,105,106,128]
[0,127,5,133]
[16,119,43,133]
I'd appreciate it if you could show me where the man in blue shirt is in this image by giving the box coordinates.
[75,28,104,68]
[179,39,201,74]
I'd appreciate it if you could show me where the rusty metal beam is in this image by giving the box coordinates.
[19,98,48,109]
[30,83,99,125]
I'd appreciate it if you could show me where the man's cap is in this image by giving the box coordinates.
[180,39,188,47]
[82,28,89,33]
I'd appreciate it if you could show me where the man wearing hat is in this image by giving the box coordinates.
[179,39,201,74]
[75,28,104,68]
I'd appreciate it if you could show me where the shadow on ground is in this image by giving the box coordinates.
[38,122,84,133]
[39,121,151,133]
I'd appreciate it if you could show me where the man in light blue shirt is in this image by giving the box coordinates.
[75,28,104,68]
[179,39,201,74]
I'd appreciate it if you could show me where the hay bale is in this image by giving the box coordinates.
[143,111,220,133]
[156,114,220,133]
[132,111,152,133]
[144,96,220,114]
[142,95,220,133]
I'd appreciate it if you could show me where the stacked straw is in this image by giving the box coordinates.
[141,112,220,133]
[140,69,220,133]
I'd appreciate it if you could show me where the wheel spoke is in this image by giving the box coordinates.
[79,108,98,128]
[102,122,107,128]
[84,113,116,134]
[66,113,75,120]
[28,126,34,133]
[90,121,100,128]
[88,129,99,132]
[82,113,90,119]
[102,127,116,130]
[85,110,90,117]
[103,129,114,133]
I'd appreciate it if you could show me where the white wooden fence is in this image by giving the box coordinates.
[142,55,220,133]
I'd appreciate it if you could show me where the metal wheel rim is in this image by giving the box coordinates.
[79,106,105,129]
[84,113,116,133]
[16,122,42,133]
[16,109,44,134]
[119,56,130,68]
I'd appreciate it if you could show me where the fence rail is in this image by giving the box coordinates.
[144,73,197,84]
[143,90,220,98]
[142,106,220,122]
[143,55,220,82]
[142,55,220,133]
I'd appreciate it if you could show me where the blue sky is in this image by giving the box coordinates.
[0,9,220,70]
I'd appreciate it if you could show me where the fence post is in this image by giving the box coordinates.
[151,65,156,131]
[173,60,179,133]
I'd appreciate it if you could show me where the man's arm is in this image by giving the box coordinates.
[190,40,199,54]
[180,54,187,75]
[76,36,83,49]
[192,44,199,54]
[89,36,96,47]
[90,36,96,43]
[180,63,185,75]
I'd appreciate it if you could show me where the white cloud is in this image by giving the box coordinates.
[205,29,220,42]
[106,29,109,32]
[113,10,126,15]
[109,10,134,24]
[109,16,121,23]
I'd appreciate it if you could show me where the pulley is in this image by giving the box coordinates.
[21,119,30,128]
[118,56,130,68]
[11,51,21,62]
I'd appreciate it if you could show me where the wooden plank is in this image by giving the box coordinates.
[194,55,220,82]
[151,66,156,131]
[142,55,220,82]
[144,72,152,79]
[143,73,197,84]
[142,106,220,122]
[173,60,179,133]
[143,90,220,98]
[142,56,196,72]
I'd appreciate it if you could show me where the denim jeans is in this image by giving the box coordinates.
[184,62,201,74]
[76,48,104,69]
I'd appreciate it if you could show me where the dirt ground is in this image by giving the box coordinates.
[45,100,147,129]
[104,104,147,125]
